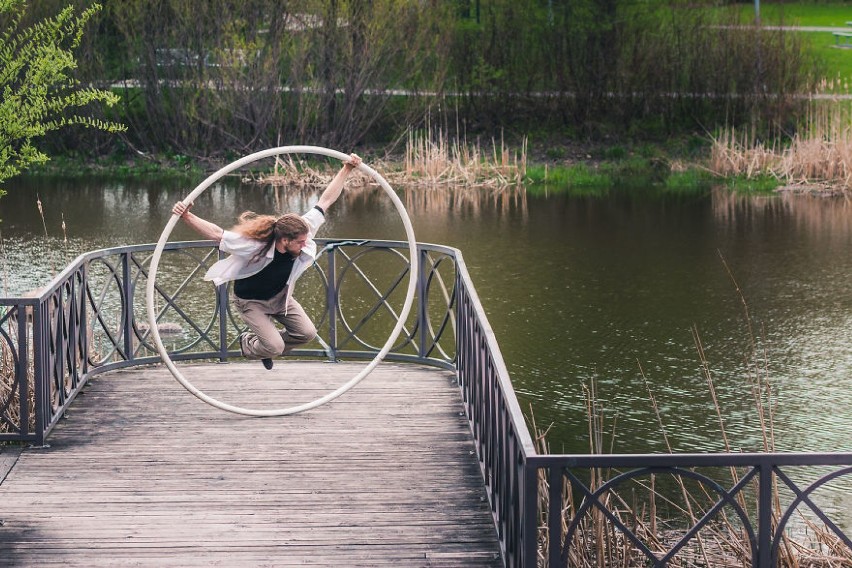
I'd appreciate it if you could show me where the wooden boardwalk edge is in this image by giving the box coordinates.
[0,447,22,485]
[0,361,503,567]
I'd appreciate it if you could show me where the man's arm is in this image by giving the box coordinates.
[316,153,362,213]
[172,201,224,243]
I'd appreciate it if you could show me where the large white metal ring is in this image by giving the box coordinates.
[145,146,418,416]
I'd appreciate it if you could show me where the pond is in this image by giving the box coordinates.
[1,172,850,461]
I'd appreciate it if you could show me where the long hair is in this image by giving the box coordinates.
[233,212,309,261]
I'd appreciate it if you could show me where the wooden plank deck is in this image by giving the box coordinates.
[0,361,503,567]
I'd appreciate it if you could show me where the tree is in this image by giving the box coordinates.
[105,0,451,156]
[0,0,125,191]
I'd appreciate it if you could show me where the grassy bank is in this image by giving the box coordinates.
[22,130,729,197]
[14,144,768,198]
[24,152,205,180]
[23,119,852,198]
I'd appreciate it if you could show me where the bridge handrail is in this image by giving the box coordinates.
[0,239,463,444]
[452,250,852,567]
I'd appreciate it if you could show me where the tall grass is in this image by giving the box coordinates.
[0,198,99,438]
[400,129,527,189]
[0,313,35,437]
[710,96,852,194]
[525,163,611,193]
[533,257,852,566]
[257,130,528,190]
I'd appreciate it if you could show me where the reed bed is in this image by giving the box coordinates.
[534,258,852,566]
[256,130,528,190]
[399,129,527,189]
[0,198,108,438]
[710,100,852,194]
[535,387,851,566]
[1,211,37,437]
[0,314,36,437]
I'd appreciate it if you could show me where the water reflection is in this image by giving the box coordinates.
[0,176,850,460]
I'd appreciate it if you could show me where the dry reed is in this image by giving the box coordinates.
[710,98,852,194]
[533,259,852,566]
[255,131,528,190]
[1,197,106,438]
[0,314,36,437]
[400,129,527,189]
[1,211,36,437]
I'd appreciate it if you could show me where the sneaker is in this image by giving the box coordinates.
[238,332,248,357]
[261,358,274,370]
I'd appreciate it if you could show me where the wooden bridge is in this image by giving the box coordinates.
[2,239,851,567]
[0,361,502,566]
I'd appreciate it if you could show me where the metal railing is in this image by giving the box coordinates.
[452,256,852,567]
[0,239,459,445]
[2,239,851,567]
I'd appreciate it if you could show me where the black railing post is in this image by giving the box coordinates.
[122,252,134,363]
[217,283,229,361]
[31,301,45,446]
[325,246,339,361]
[417,247,428,359]
[78,264,89,378]
[455,272,466,388]
[547,465,562,568]
[758,460,773,568]
[522,459,538,568]
[17,304,30,441]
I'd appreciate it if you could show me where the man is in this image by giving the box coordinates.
[172,153,362,369]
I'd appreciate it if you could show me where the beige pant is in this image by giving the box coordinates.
[232,287,317,359]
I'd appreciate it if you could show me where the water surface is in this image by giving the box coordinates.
[1,174,850,460]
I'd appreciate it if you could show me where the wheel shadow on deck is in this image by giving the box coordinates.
[0,361,503,567]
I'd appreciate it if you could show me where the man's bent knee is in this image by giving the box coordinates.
[248,334,285,358]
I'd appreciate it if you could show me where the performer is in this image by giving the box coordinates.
[172,153,362,369]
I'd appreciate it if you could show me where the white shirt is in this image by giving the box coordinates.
[204,207,325,307]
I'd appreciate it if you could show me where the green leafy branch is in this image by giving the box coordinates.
[0,0,126,190]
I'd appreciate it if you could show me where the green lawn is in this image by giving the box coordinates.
[801,31,852,84]
[730,3,852,27]
[716,3,852,84]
